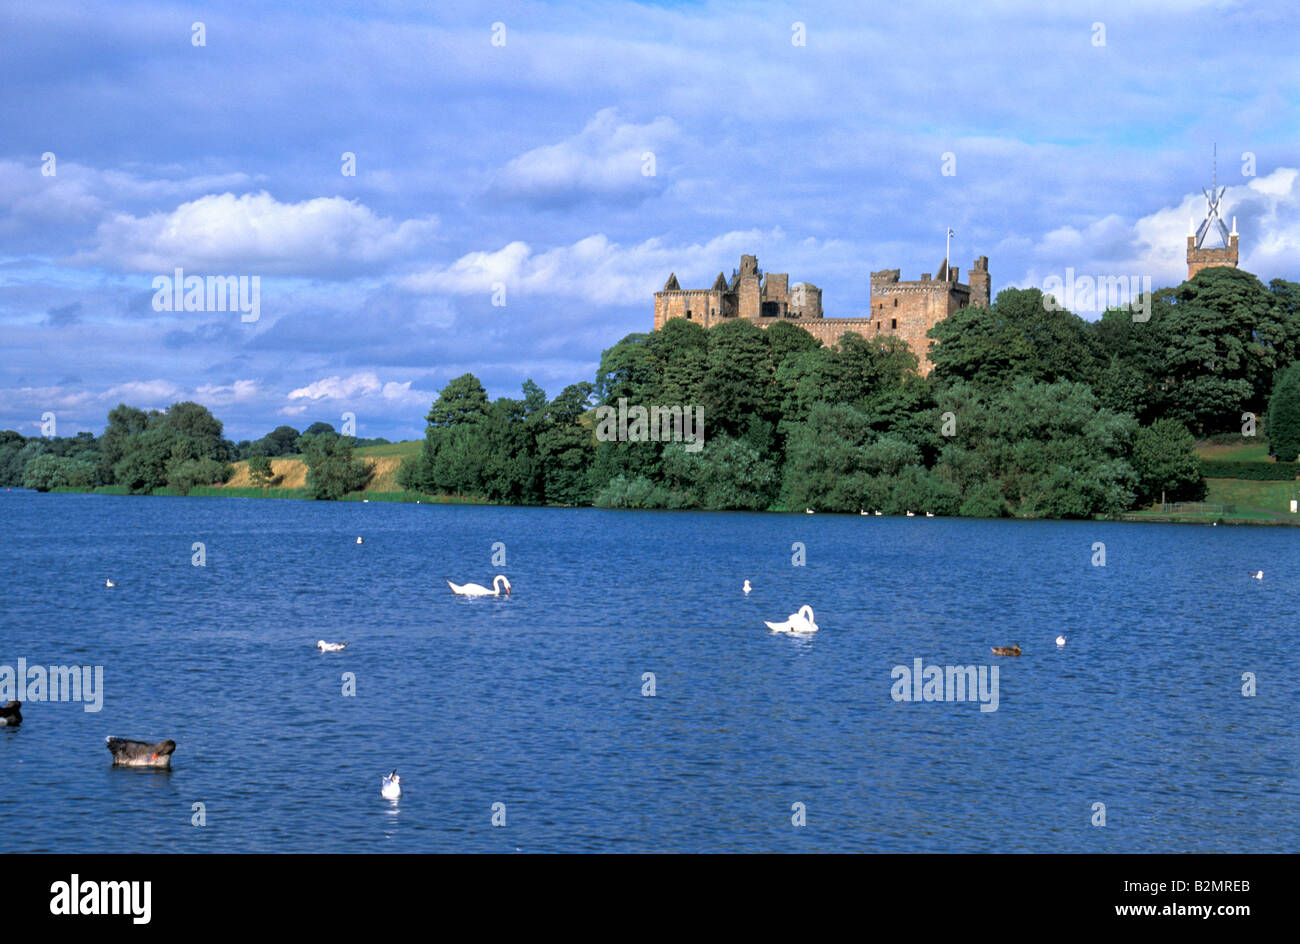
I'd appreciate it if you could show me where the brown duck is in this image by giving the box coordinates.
[990,644,1022,657]
[106,736,176,768]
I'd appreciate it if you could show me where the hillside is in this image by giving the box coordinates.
[223,440,420,494]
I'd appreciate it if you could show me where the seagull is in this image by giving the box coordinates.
[1056,635,1066,647]
[1250,570,1263,580]
[381,770,402,799]
[743,579,752,594]
[317,640,348,652]
[356,537,364,544]
[104,579,116,588]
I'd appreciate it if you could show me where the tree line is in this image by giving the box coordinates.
[397,266,1300,516]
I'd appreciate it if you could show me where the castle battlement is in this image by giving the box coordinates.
[653,253,989,375]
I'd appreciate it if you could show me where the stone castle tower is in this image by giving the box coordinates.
[653,253,990,375]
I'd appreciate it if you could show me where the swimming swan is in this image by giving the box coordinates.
[317,640,348,652]
[765,605,818,634]
[448,575,511,597]
[381,770,402,799]
[743,579,752,594]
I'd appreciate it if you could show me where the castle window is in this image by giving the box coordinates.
[890,318,897,329]
[893,298,898,307]
[685,310,692,319]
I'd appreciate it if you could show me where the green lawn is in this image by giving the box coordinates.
[1193,438,1273,462]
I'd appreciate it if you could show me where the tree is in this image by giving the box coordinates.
[248,454,275,488]
[1266,362,1300,462]
[1130,420,1204,504]
[300,434,371,500]
[22,454,97,491]
[167,457,232,495]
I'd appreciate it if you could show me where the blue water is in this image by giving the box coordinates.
[1,491,1295,853]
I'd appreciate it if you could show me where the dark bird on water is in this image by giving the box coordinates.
[990,644,1022,657]
[0,700,21,727]
[106,736,176,768]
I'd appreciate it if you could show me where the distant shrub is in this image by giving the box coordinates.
[1199,460,1299,480]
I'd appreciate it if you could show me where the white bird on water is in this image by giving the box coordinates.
[317,640,348,652]
[381,770,401,799]
[356,536,364,544]
[765,604,819,634]
[905,511,915,518]
[1250,570,1263,580]
[104,579,116,588]
[743,579,752,595]
[1056,634,1067,647]
[873,510,883,516]
[448,575,511,597]
[805,508,815,515]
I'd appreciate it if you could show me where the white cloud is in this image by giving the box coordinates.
[74,191,438,277]
[287,371,430,407]
[399,229,854,306]
[489,108,679,205]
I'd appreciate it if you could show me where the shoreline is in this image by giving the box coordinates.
[15,483,1300,526]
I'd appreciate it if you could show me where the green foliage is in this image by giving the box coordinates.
[247,454,275,487]
[22,454,98,491]
[1130,420,1205,503]
[1266,362,1300,462]
[166,457,234,495]
[300,433,371,500]
[1197,460,1299,481]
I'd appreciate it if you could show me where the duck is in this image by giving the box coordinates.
[0,700,21,727]
[105,579,116,588]
[990,644,1022,657]
[381,770,402,799]
[765,604,819,634]
[1055,634,1066,647]
[742,579,752,595]
[448,575,511,597]
[1250,570,1263,580]
[106,736,176,768]
[317,640,348,652]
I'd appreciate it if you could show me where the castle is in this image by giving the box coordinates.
[653,253,990,374]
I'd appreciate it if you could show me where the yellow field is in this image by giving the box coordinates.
[224,453,409,492]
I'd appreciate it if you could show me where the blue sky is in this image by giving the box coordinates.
[3,0,1299,442]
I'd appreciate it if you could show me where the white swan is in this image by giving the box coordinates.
[381,770,401,799]
[1250,570,1263,580]
[104,579,116,588]
[873,510,883,516]
[805,508,814,514]
[317,640,348,652]
[765,604,818,634]
[905,511,915,517]
[925,511,935,517]
[1055,634,1066,647]
[742,579,752,595]
[448,575,511,597]
[356,536,364,544]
